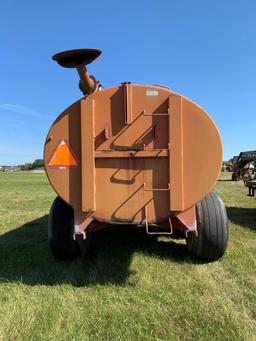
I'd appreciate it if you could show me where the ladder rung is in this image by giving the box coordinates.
[142,110,169,116]
[143,183,170,191]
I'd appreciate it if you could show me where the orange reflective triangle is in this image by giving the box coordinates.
[49,140,78,167]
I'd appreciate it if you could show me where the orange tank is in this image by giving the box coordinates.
[45,49,228,262]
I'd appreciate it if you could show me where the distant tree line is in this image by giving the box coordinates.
[20,159,44,171]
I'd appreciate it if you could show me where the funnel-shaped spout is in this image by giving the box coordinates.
[52,48,102,96]
[52,48,102,68]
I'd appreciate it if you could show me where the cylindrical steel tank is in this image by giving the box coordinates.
[45,49,228,262]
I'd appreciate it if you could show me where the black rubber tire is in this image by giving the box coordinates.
[48,196,81,260]
[186,192,228,261]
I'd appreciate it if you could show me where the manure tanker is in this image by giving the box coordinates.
[44,48,228,261]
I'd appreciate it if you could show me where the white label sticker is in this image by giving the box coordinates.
[146,90,158,96]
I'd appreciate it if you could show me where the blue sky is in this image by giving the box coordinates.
[0,0,255,165]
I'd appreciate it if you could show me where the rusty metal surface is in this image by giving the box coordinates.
[44,84,222,227]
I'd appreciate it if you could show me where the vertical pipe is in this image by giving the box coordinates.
[77,66,97,95]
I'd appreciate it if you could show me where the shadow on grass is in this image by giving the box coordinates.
[0,215,192,287]
[218,179,232,182]
[227,207,256,232]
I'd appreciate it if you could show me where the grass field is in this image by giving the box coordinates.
[0,172,255,340]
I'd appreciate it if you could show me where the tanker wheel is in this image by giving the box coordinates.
[186,192,228,261]
[48,197,91,260]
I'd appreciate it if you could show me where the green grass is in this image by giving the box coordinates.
[0,171,255,340]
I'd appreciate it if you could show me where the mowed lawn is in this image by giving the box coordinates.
[0,172,255,340]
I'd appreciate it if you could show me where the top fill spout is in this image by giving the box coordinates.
[52,48,102,96]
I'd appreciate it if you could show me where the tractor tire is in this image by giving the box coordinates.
[231,173,238,181]
[186,192,228,261]
[48,196,81,260]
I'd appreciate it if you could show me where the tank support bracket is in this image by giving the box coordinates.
[176,206,197,235]
[73,210,94,240]
[123,82,132,125]
[169,95,184,211]
[144,204,173,235]
[81,98,96,211]
[73,225,86,240]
